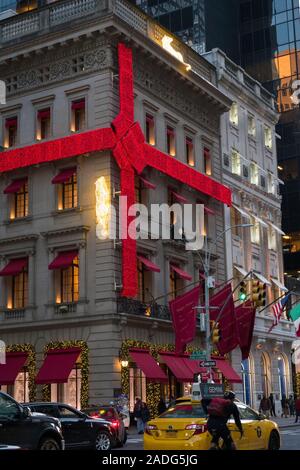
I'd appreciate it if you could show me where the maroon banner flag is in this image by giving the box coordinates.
[235,300,256,360]
[169,286,200,354]
[209,284,239,355]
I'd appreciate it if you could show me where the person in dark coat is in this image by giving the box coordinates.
[140,402,151,432]
[158,398,167,415]
[269,394,276,417]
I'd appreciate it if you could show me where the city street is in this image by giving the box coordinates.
[117,423,300,451]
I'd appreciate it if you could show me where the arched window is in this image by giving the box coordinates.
[241,356,254,406]
[277,354,288,399]
[260,352,271,397]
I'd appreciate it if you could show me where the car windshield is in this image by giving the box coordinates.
[159,404,206,419]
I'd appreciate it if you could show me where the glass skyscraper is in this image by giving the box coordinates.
[239,0,300,274]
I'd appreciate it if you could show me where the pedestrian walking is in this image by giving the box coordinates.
[281,394,289,418]
[269,393,276,417]
[140,402,151,433]
[295,395,300,423]
[158,398,167,415]
[288,395,295,416]
[259,395,271,418]
[133,397,144,434]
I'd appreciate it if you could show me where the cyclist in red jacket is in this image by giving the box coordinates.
[202,391,243,450]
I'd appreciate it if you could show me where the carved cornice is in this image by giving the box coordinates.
[41,225,90,238]
[0,234,39,246]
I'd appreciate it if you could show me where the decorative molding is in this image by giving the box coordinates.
[41,225,90,238]
[65,85,91,96]
[0,104,22,114]
[0,234,39,246]
[31,95,56,105]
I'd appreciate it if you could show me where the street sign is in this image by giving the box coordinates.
[200,383,224,399]
[190,351,206,360]
[199,360,216,368]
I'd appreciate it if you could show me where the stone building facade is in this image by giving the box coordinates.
[205,48,296,414]
[0,0,233,413]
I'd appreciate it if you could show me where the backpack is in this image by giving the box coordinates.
[207,398,231,418]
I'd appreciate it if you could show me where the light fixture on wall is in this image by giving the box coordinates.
[256,338,266,350]
[121,360,129,368]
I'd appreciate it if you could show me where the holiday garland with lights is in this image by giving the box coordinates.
[41,340,89,409]
[7,344,36,402]
[296,372,300,397]
[120,339,225,418]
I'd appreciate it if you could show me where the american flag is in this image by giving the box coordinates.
[268,294,290,333]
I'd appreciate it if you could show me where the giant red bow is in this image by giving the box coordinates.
[0,43,231,297]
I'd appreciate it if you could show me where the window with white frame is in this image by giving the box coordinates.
[166,125,176,156]
[4,116,18,148]
[264,126,272,149]
[36,108,51,141]
[145,113,155,145]
[229,102,239,126]
[250,163,259,185]
[268,226,277,251]
[267,173,276,194]
[70,98,86,132]
[248,114,256,137]
[185,136,195,167]
[250,217,260,244]
[231,150,241,175]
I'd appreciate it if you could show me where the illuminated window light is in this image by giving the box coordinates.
[95,176,110,240]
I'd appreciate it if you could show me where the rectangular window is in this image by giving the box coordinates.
[250,217,260,244]
[71,99,86,132]
[264,125,272,149]
[145,114,155,145]
[268,227,277,250]
[250,163,259,185]
[166,126,176,156]
[185,136,195,167]
[204,147,212,175]
[268,172,276,194]
[37,108,51,141]
[60,173,78,210]
[12,270,28,309]
[5,117,18,148]
[229,102,239,126]
[231,150,241,175]
[230,207,242,237]
[14,181,29,219]
[248,114,256,137]
[60,256,79,303]
[170,270,180,300]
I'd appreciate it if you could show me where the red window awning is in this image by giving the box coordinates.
[0,352,28,385]
[5,117,17,128]
[48,250,78,270]
[167,127,175,136]
[186,137,193,148]
[170,264,192,281]
[214,358,242,383]
[171,191,189,204]
[35,348,81,384]
[146,114,154,123]
[38,109,50,119]
[137,255,160,273]
[4,177,27,194]
[139,176,156,190]
[0,258,28,277]
[51,167,76,184]
[159,353,194,382]
[72,100,85,110]
[129,349,168,383]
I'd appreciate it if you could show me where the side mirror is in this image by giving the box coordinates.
[22,406,31,419]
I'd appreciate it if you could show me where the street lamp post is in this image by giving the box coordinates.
[199,224,253,362]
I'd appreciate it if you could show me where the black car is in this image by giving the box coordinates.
[25,402,115,450]
[82,405,127,447]
[0,391,64,450]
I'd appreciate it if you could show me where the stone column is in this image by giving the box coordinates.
[27,250,35,308]
[0,256,6,309]
[78,241,86,302]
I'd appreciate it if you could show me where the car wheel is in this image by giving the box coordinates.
[268,431,280,450]
[95,431,112,451]
[38,437,61,450]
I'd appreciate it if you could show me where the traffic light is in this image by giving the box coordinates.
[238,281,247,302]
[251,280,267,308]
[211,321,221,344]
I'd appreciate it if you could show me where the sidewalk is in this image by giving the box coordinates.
[271,416,300,428]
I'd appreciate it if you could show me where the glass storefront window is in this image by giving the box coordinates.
[0,370,29,403]
[129,367,146,413]
[50,366,81,409]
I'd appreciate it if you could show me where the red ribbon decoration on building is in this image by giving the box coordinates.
[0,43,231,298]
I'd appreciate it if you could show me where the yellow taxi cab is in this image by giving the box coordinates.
[144,397,280,450]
